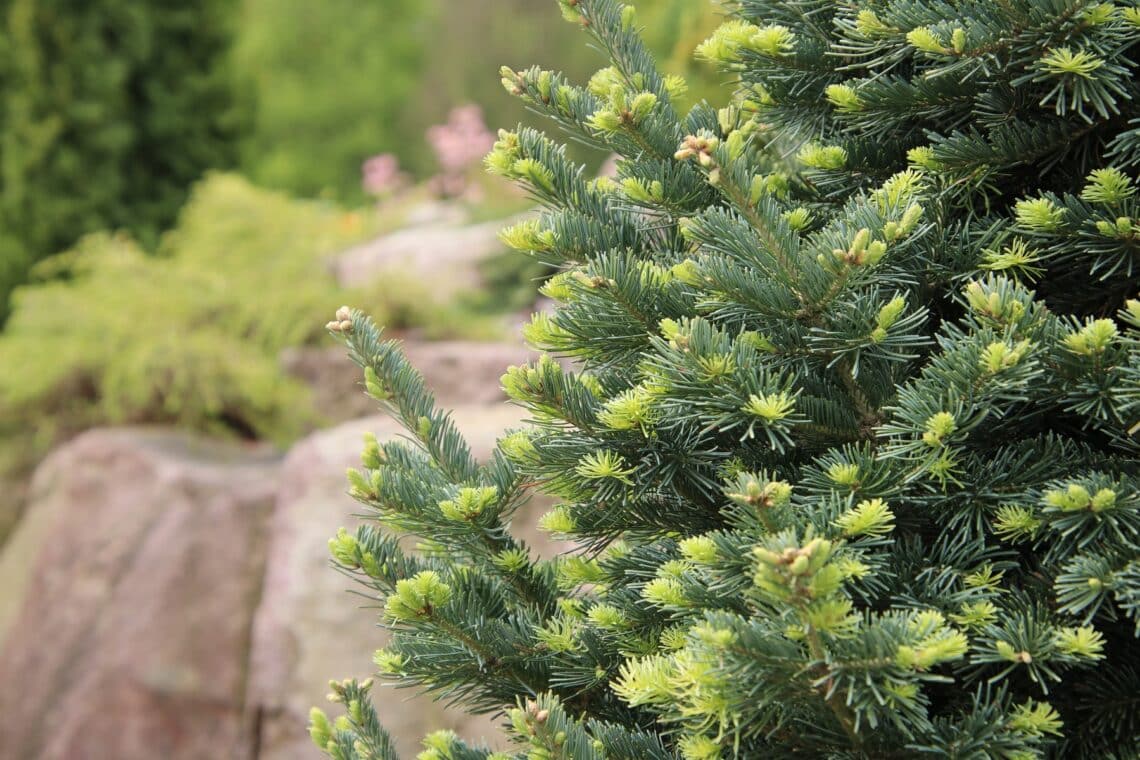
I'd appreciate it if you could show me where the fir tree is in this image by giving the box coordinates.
[314,0,1140,756]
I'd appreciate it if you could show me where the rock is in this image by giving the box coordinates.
[332,215,529,298]
[0,398,564,760]
[0,429,281,760]
[400,200,470,228]
[281,340,538,424]
[248,405,561,760]
[280,347,377,423]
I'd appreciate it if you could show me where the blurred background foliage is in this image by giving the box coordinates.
[234,0,433,199]
[0,174,503,540]
[0,0,730,543]
[0,0,248,324]
[235,0,725,200]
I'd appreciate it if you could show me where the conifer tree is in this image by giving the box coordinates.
[315,0,1140,756]
[0,0,246,322]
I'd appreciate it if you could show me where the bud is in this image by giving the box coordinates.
[899,203,924,235]
[329,527,359,567]
[1015,197,1065,231]
[309,707,333,749]
[558,0,581,22]
[922,412,957,447]
[384,571,452,621]
[620,5,636,31]
[536,70,553,102]
[361,431,383,469]
[589,108,623,132]
[951,27,967,53]
[825,83,863,112]
[630,92,658,122]
[907,26,947,54]
[346,468,372,498]
[363,366,389,400]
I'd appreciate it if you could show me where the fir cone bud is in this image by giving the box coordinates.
[327,311,354,333]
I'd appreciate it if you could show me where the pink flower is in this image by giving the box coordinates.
[426,105,496,196]
[362,153,407,196]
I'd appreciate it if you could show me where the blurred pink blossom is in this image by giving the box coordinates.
[362,153,407,197]
[426,105,496,198]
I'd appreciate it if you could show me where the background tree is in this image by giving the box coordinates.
[234,0,432,200]
[0,0,247,323]
[315,0,1140,757]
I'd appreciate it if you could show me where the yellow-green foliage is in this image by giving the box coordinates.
[0,174,374,445]
[0,172,519,449]
[0,173,516,545]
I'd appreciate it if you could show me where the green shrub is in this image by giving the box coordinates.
[0,174,342,544]
[0,174,361,445]
[316,0,1140,757]
[234,0,434,200]
[0,0,248,322]
[0,173,512,447]
[0,174,523,547]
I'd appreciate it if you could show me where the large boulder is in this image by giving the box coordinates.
[248,405,558,760]
[0,429,281,760]
[0,402,561,760]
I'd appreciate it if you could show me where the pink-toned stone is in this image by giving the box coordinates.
[0,400,566,760]
[332,213,533,299]
[0,429,280,760]
[333,220,499,296]
[248,406,555,760]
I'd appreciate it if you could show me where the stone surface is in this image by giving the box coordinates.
[0,366,562,760]
[281,340,537,424]
[0,429,281,760]
[400,199,470,228]
[332,214,528,297]
[248,405,559,760]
